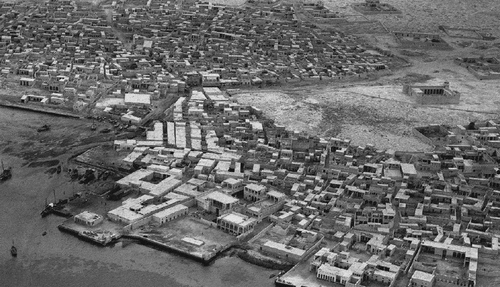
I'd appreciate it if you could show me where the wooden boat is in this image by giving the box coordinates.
[37,124,50,132]
[0,160,12,181]
[11,241,17,257]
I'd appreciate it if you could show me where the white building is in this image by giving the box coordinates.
[116,169,182,197]
[124,93,151,105]
[74,211,104,226]
[107,206,145,224]
[244,183,267,202]
[196,191,239,214]
[262,240,306,263]
[317,264,353,285]
[152,204,188,225]
[146,121,164,141]
[217,212,257,235]
[246,190,287,222]
[410,270,435,287]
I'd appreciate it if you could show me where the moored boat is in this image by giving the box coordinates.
[41,203,54,218]
[37,124,50,132]
[11,241,17,257]
[0,160,12,181]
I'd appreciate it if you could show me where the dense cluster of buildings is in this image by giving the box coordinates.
[7,0,499,286]
[111,0,392,83]
[0,0,395,114]
[66,83,500,287]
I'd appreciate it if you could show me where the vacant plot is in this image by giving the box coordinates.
[322,0,500,37]
[135,217,236,258]
[234,42,500,152]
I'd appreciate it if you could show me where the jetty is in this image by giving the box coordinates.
[0,101,82,119]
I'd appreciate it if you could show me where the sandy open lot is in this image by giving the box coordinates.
[233,48,499,152]
[217,0,500,152]
[135,217,236,258]
[322,0,500,37]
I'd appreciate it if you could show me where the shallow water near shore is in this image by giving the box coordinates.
[0,107,276,287]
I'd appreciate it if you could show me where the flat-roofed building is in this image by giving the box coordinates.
[371,269,397,285]
[20,77,35,86]
[125,93,151,105]
[175,122,187,148]
[74,211,103,226]
[317,263,353,285]
[21,94,49,104]
[221,178,244,195]
[410,270,435,287]
[401,163,417,178]
[262,240,306,263]
[167,121,176,146]
[217,211,257,235]
[197,191,239,214]
[194,158,217,175]
[246,190,287,222]
[163,192,190,203]
[116,168,182,198]
[244,183,267,202]
[146,121,164,141]
[152,204,188,224]
[107,206,145,224]
[201,73,220,87]
[403,81,460,105]
[174,183,204,198]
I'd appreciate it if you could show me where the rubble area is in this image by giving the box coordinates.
[323,0,500,38]
[233,52,499,152]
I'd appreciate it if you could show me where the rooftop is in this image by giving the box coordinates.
[412,270,435,282]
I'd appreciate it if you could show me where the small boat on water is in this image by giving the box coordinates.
[0,162,12,181]
[41,206,52,217]
[37,124,50,132]
[0,169,11,180]
[11,241,17,257]
[41,202,54,218]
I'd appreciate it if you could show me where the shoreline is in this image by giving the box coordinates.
[0,100,83,119]
[121,234,230,265]
[0,104,278,287]
[57,224,119,247]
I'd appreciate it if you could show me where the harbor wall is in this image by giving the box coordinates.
[0,100,82,118]
[57,224,114,247]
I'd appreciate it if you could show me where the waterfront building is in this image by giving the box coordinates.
[152,204,189,225]
[74,211,104,227]
[216,212,257,236]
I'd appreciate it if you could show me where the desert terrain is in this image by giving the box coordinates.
[234,50,500,151]
[230,0,500,152]
[323,0,500,37]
